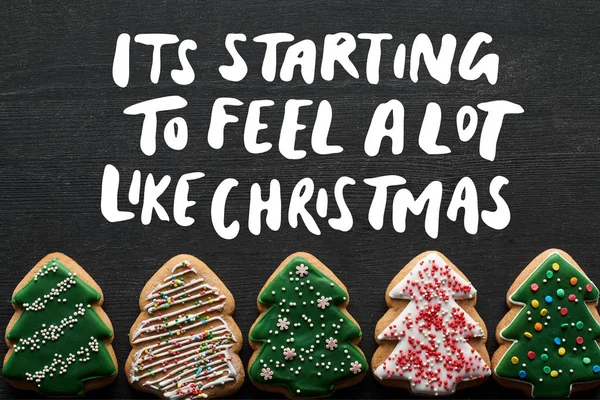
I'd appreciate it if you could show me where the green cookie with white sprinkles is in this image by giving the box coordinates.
[248,252,368,398]
[2,253,117,397]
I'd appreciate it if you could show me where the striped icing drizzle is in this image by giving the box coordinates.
[129,261,237,399]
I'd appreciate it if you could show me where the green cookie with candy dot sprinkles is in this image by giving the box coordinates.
[493,249,600,398]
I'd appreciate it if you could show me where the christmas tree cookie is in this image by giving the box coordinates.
[248,252,368,398]
[493,249,600,398]
[2,253,117,396]
[126,254,244,399]
[372,251,491,395]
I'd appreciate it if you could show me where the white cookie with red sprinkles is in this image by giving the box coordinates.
[372,251,491,396]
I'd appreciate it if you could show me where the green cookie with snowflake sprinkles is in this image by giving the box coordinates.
[493,249,600,398]
[2,253,118,396]
[248,252,368,398]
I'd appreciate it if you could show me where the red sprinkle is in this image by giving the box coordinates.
[560,308,569,316]
[568,294,577,302]
[586,284,593,292]
[576,337,584,345]
[530,283,539,292]
[527,351,536,360]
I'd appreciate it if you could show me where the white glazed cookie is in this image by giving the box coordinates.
[372,251,491,396]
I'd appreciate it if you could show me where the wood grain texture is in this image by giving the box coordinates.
[1,0,600,398]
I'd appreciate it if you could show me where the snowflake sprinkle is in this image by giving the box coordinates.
[325,337,338,351]
[296,264,309,277]
[261,367,274,380]
[277,317,290,331]
[317,296,331,309]
[283,347,296,360]
[350,361,362,374]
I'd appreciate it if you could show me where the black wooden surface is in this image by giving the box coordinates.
[2,1,600,398]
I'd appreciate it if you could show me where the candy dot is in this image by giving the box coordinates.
[593,365,600,373]
[552,262,560,271]
[561,323,569,329]
[558,347,566,356]
[560,308,569,316]
[569,294,577,302]
[586,284,593,292]
[530,283,539,292]
[576,337,584,345]
[577,321,584,330]
[550,370,559,377]
[541,354,549,362]
[511,356,519,364]
[524,332,532,339]
[528,351,536,360]
[546,270,554,279]
[554,337,561,345]
[543,366,551,374]
[571,277,578,285]
[519,370,527,378]
[540,308,548,316]
[532,300,539,308]
[534,322,543,331]
[556,289,565,298]
[545,295,553,304]
[584,357,591,365]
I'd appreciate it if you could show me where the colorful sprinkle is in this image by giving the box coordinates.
[524,332,533,339]
[552,262,560,271]
[541,354,549,362]
[584,357,591,365]
[570,277,578,285]
[576,321,584,330]
[544,295,553,304]
[531,300,540,308]
[511,356,519,364]
[519,370,527,378]
[543,366,551,374]
[593,365,600,373]
[530,283,539,292]
[560,308,569,316]
[556,288,565,298]
[576,337,584,345]
[540,308,548,316]
[550,370,559,378]
[558,347,566,356]
[534,323,543,331]
[528,351,536,360]
[554,337,561,345]
[586,284,593,292]
[546,270,554,279]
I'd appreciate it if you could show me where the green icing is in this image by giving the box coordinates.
[2,258,116,396]
[248,256,367,397]
[496,253,600,398]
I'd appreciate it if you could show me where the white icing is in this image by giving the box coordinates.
[388,252,476,300]
[129,261,238,399]
[374,252,490,395]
